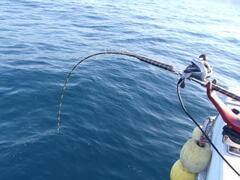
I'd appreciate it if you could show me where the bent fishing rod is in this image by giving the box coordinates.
[57,51,240,176]
[57,51,240,130]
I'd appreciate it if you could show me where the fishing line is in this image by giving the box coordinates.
[177,79,240,177]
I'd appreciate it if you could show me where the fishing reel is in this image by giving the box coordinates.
[179,54,212,88]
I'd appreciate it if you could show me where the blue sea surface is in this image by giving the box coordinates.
[0,0,240,179]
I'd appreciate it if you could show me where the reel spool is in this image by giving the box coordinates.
[179,54,212,88]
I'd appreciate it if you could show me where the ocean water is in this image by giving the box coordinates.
[0,0,239,179]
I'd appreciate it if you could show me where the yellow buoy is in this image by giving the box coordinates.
[170,160,196,180]
[180,139,212,173]
[192,126,202,141]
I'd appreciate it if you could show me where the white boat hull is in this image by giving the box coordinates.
[198,90,240,180]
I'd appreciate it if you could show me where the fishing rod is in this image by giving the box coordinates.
[57,51,240,176]
[57,51,240,130]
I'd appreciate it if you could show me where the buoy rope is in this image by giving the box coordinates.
[177,79,240,177]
